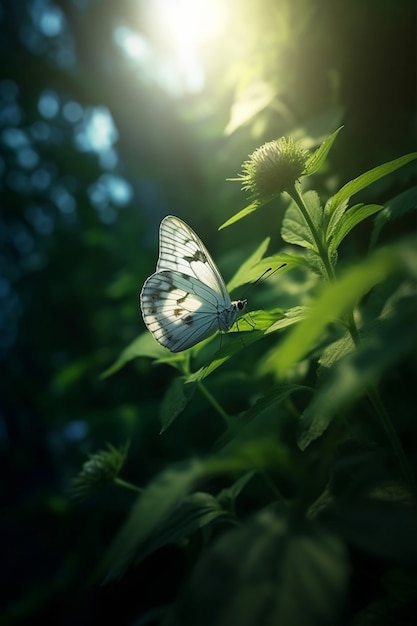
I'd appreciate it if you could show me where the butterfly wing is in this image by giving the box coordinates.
[140,215,241,352]
[140,270,227,352]
[156,215,231,302]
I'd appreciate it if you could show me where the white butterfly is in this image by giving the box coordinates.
[140,215,247,352]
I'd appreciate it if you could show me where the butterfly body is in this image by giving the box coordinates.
[140,216,246,352]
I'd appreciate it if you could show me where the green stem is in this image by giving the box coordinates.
[289,184,336,281]
[198,381,232,428]
[367,388,416,495]
[113,478,143,493]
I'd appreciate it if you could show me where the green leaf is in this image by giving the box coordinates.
[102,459,207,582]
[297,292,417,450]
[321,502,417,563]
[227,237,270,293]
[216,472,256,510]
[101,332,169,378]
[269,237,416,378]
[133,491,232,563]
[265,305,310,333]
[186,308,288,383]
[281,190,324,252]
[165,506,349,626]
[240,253,307,286]
[224,80,278,136]
[304,126,344,176]
[369,185,417,251]
[218,201,261,230]
[327,203,383,252]
[159,377,197,433]
[318,332,355,369]
[325,153,417,216]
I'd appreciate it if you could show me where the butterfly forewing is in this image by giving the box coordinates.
[140,216,246,352]
[157,216,230,300]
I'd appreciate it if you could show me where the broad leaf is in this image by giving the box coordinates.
[269,237,416,378]
[103,459,207,582]
[297,292,417,450]
[281,190,324,251]
[328,203,383,252]
[164,505,349,626]
[325,153,417,216]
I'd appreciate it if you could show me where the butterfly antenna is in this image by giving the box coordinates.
[244,263,287,296]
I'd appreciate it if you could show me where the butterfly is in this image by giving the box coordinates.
[140,215,247,352]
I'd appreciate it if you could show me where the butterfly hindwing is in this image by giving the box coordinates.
[140,270,225,352]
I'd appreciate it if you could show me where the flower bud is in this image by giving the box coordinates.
[238,137,309,203]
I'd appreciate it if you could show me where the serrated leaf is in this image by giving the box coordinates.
[297,293,417,450]
[325,153,417,216]
[102,459,207,582]
[281,190,324,251]
[265,305,310,333]
[328,204,383,253]
[369,185,417,251]
[159,377,197,433]
[304,126,344,176]
[164,506,349,626]
[219,201,261,230]
[227,237,270,293]
[318,332,355,369]
[133,492,232,564]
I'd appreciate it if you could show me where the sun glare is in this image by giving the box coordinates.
[150,0,225,49]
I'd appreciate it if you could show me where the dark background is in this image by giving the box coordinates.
[1,0,416,624]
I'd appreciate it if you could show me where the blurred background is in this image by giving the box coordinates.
[1,0,416,624]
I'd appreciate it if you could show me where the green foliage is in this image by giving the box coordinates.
[100,133,417,624]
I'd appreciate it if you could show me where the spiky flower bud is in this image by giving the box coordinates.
[238,137,309,203]
[71,443,128,501]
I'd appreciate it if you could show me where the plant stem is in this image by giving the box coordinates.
[367,388,416,495]
[198,381,231,428]
[289,184,336,281]
[113,478,143,493]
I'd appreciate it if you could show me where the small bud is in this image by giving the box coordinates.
[71,443,128,501]
[237,137,309,203]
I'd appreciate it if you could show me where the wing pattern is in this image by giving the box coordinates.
[140,216,246,352]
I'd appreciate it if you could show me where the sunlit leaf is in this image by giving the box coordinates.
[225,80,278,136]
[268,237,416,378]
[325,153,417,216]
[265,305,310,334]
[219,201,261,230]
[281,190,324,251]
[327,204,383,252]
[304,126,344,175]
[165,506,348,626]
[227,236,270,293]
